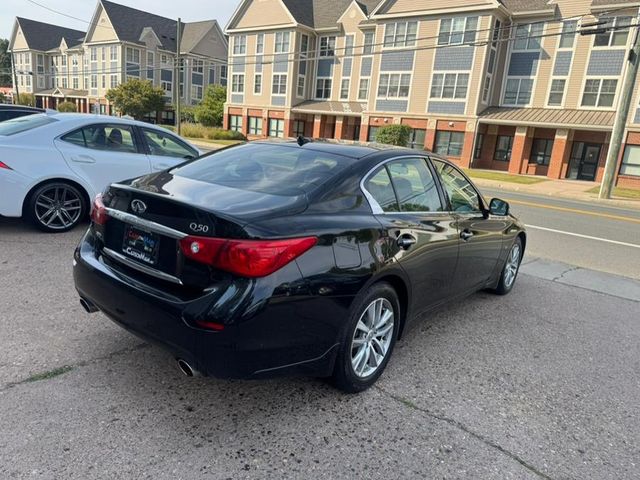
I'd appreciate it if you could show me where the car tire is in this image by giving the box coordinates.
[331,282,400,393]
[491,237,523,296]
[26,181,87,233]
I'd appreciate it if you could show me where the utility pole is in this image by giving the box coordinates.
[175,18,182,135]
[10,52,20,105]
[598,24,640,199]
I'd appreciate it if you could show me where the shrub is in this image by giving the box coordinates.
[176,123,246,141]
[194,85,226,127]
[374,124,413,147]
[15,93,35,107]
[57,101,77,112]
[106,79,166,120]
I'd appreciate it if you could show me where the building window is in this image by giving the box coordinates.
[90,75,97,89]
[101,47,106,61]
[504,78,533,105]
[191,85,203,100]
[126,47,140,63]
[316,78,332,99]
[581,79,617,107]
[594,17,632,47]
[91,47,97,62]
[254,74,262,94]
[110,74,118,88]
[434,131,465,157]
[300,34,309,55]
[438,17,478,45]
[383,21,418,48]
[430,73,469,99]
[407,129,426,150]
[559,20,578,49]
[231,74,244,94]
[620,145,640,176]
[530,139,553,165]
[513,23,544,51]
[275,32,290,53]
[293,120,305,137]
[344,35,354,56]
[229,115,243,132]
[358,78,370,100]
[269,118,284,137]
[340,79,350,99]
[110,46,117,61]
[378,73,411,98]
[474,133,484,159]
[255,33,264,54]
[548,79,566,106]
[233,35,247,55]
[193,59,204,74]
[272,74,287,95]
[220,66,227,80]
[494,135,513,161]
[161,80,172,93]
[367,126,379,142]
[101,75,106,88]
[482,74,492,103]
[248,116,262,135]
[297,75,305,97]
[319,36,336,56]
[363,32,374,54]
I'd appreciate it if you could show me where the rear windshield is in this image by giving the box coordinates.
[173,143,352,196]
[0,114,57,136]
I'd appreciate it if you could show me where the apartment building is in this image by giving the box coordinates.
[224,0,640,188]
[9,0,228,123]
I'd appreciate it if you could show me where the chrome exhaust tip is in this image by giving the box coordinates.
[176,358,200,377]
[79,297,99,313]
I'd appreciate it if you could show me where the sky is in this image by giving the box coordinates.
[1,0,239,39]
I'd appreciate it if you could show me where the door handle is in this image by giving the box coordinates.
[396,235,417,250]
[70,154,96,164]
[460,229,474,241]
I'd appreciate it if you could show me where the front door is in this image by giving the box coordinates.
[568,142,601,181]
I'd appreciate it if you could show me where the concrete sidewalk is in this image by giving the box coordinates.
[469,174,639,208]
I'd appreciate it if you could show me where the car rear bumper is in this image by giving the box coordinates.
[73,230,348,379]
[0,168,31,217]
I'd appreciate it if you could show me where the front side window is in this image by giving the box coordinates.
[620,145,640,176]
[433,160,481,213]
[594,17,632,47]
[384,21,418,48]
[272,74,287,95]
[530,138,553,165]
[504,78,533,105]
[430,73,469,99]
[494,135,513,161]
[434,131,465,157]
[582,79,617,107]
[377,73,411,98]
[143,128,196,158]
[438,16,478,45]
[233,35,247,55]
[548,79,566,106]
[275,32,290,53]
[231,74,244,94]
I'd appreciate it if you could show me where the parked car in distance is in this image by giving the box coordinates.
[0,113,201,232]
[73,140,526,393]
[0,104,45,122]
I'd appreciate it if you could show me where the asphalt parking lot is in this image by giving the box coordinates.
[1,217,639,479]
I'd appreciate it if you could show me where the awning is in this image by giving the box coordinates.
[292,100,366,116]
[479,107,615,130]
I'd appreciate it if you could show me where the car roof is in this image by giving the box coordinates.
[0,104,44,112]
[41,112,158,127]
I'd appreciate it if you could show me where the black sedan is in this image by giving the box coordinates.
[73,140,526,392]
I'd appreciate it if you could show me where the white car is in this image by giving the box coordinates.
[0,113,201,232]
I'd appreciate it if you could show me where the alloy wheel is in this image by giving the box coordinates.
[350,298,394,378]
[34,185,83,230]
[504,242,521,288]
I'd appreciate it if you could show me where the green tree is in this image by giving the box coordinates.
[15,93,35,107]
[57,101,77,112]
[194,85,226,127]
[0,39,12,87]
[374,124,413,147]
[105,79,166,120]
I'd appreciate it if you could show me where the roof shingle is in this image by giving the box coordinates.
[15,17,85,52]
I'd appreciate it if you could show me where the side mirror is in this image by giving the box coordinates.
[489,198,509,216]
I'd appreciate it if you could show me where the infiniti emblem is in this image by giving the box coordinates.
[131,199,147,214]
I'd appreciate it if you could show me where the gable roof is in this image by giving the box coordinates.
[500,0,554,14]
[14,17,85,52]
[181,20,219,53]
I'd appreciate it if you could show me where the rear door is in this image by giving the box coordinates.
[363,156,459,311]
[55,123,152,193]
[138,127,199,172]
[432,159,504,292]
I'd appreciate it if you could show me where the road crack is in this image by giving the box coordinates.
[0,342,150,393]
[375,385,554,480]
[551,265,581,282]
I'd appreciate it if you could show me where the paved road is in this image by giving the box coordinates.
[1,218,639,479]
[480,188,640,280]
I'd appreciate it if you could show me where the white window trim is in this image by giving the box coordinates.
[315,77,332,100]
[272,73,287,96]
[254,74,262,94]
[126,47,140,64]
[579,76,621,110]
[511,22,545,52]
[502,76,535,107]
[377,72,412,99]
[275,31,291,54]
[358,77,370,101]
[296,74,305,98]
[429,72,470,101]
[592,16,633,50]
[319,36,336,57]
[340,78,350,100]
[557,19,578,50]
[256,33,264,54]
[231,73,245,94]
[383,21,419,49]
[545,78,568,109]
[232,34,247,56]
[437,16,479,47]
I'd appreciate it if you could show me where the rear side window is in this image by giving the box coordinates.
[365,168,399,212]
[173,143,351,196]
[61,124,138,154]
[0,114,57,136]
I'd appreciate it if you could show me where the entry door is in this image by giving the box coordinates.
[578,144,601,181]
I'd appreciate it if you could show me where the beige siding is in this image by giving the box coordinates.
[382,0,495,16]
[467,15,491,115]
[235,0,294,29]
[12,25,29,50]
[87,6,118,43]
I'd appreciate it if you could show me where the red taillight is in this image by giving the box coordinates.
[179,235,317,278]
[90,194,109,226]
[0,161,11,170]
